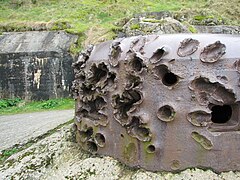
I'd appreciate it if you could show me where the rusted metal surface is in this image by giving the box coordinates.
[72,34,240,172]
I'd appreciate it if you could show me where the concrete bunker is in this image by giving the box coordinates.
[0,31,78,100]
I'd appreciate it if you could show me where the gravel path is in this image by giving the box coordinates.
[0,110,74,151]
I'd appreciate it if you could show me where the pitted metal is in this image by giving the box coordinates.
[73,34,240,172]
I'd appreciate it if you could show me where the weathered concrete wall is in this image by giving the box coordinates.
[0,31,78,100]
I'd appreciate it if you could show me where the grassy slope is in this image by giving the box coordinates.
[0,0,209,33]
[0,98,74,115]
[0,0,239,47]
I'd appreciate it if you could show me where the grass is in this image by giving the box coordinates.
[0,98,22,109]
[0,0,239,49]
[1,148,18,157]
[0,1,215,34]
[0,98,75,115]
[130,23,140,30]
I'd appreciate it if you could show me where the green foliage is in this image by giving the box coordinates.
[50,21,71,31]
[194,15,212,21]
[182,21,198,33]
[0,148,18,164]
[69,33,86,56]
[142,19,163,23]
[2,148,18,157]
[130,23,140,30]
[188,25,197,33]
[8,0,38,8]
[0,0,238,57]
[31,0,36,4]
[0,98,74,115]
[39,99,59,109]
[10,0,24,8]
[0,98,22,109]
[0,0,215,35]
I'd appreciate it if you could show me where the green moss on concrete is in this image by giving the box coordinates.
[130,23,140,30]
[142,19,163,23]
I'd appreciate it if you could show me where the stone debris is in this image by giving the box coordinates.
[1,124,240,179]
[120,12,240,37]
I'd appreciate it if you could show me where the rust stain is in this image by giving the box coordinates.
[191,132,213,150]
[73,34,240,172]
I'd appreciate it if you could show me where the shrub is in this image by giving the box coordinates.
[40,99,60,109]
[0,98,22,109]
